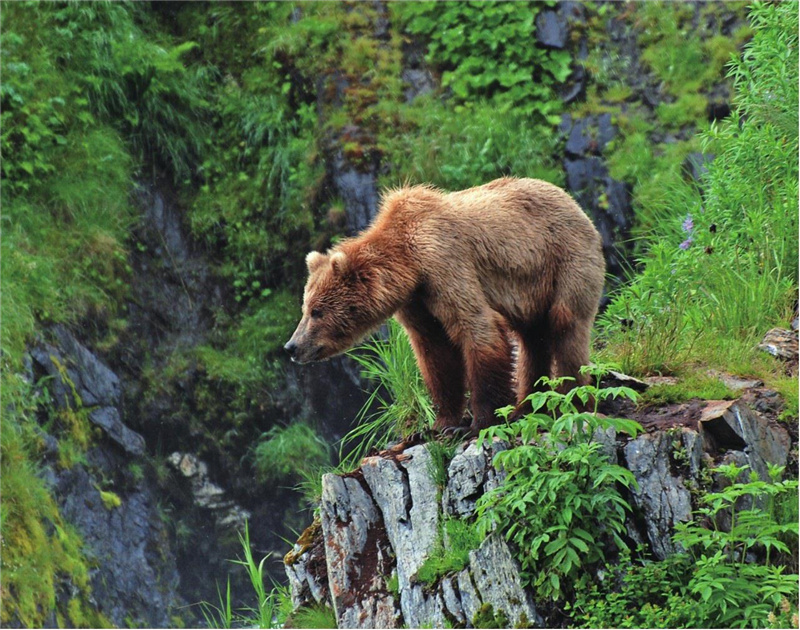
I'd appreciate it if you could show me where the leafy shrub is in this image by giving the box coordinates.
[380,98,563,192]
[475,367,642,601]
[253,423,330,486]
[393,2,571,122]
[570,464,799,629]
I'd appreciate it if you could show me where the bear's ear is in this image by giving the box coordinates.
[306,251,328,273]
[329,251,350,276]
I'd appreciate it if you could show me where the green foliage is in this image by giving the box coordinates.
[475,367,642,601]
[426,439,459,492]
[639,371,736,407]
[600,1,798,378]
[655,93,708,128]
[393,2,570,122]
[472,603,510,629]
[571,464,799,629]
[415,518,482,586]
[380,98,563,192]
[253,423,330,486]
[290,605,338,629]
[637,1,749,96]
[197,290,303,402]
[200,522,293,629]
[0,379,104,627]
[341,320,435,470]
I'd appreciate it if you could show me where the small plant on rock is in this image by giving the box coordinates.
[475,365,642,601]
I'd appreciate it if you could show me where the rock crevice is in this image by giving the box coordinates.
[286,390,792,628]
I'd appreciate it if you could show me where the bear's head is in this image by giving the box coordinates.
[285,249,388,363]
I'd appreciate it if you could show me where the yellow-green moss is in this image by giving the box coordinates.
[99,489,123,511]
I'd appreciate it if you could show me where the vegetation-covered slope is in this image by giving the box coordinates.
[1,1,796,627]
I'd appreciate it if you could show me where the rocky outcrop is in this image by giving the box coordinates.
[30,326,181,627]
[285,387,793,628]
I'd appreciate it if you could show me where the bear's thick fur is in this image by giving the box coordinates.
[285,177,605,434]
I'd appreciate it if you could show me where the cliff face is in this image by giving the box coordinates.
[284,380,794,628]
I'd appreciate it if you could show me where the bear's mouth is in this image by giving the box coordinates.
[291,345,326,364]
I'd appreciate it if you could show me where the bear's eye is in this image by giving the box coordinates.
[310,308,323,319]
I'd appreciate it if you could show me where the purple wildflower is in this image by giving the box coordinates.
[682,214,694,232]
[679,237,693,250]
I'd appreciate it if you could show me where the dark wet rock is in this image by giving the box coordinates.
[31,326,121,409]
[295,355,370,442]
[402,68,435,102]
[88,407,145,456]
[559,1,586,25]
[332,150,380,234]
[564,114,617,158]
[707,100,731,122]
[54,451,180,627]
[624,431,693,559]
[564,155,607,192]
[30,330,146,456]
[683,152,715,183]
[535,10,568,49]
[559,63,587,104]
[563,155,633,279]
[642,84,664,108]
[699,400,790,480]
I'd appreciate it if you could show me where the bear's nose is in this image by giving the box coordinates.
[284,340,297,357]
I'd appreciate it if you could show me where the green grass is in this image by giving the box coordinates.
[253,423,331,486]
[639,371,736,407]
[415,518,483,585]
[340,320,435,471]
[599,1,798,406]
[380,98,563,192]
[291,605,338,629]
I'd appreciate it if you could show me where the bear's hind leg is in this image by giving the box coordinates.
[395,303,467,432]
[514,321,553,409]
[550,305,592,392]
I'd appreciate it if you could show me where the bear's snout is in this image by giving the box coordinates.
[283,339,298,359]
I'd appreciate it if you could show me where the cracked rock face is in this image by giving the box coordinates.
[289,443,541,628]
[624,431,693,559]
[285,391,793,628]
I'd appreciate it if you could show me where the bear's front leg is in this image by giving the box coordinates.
[460,313,515,434]
[395,303,467,432]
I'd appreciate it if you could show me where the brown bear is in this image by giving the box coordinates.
[285,177,605,434]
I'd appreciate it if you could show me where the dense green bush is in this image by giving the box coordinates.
[570,464,799,628]
[475,368,642,601]
[380,98,563,192]
[393,1,570,122]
